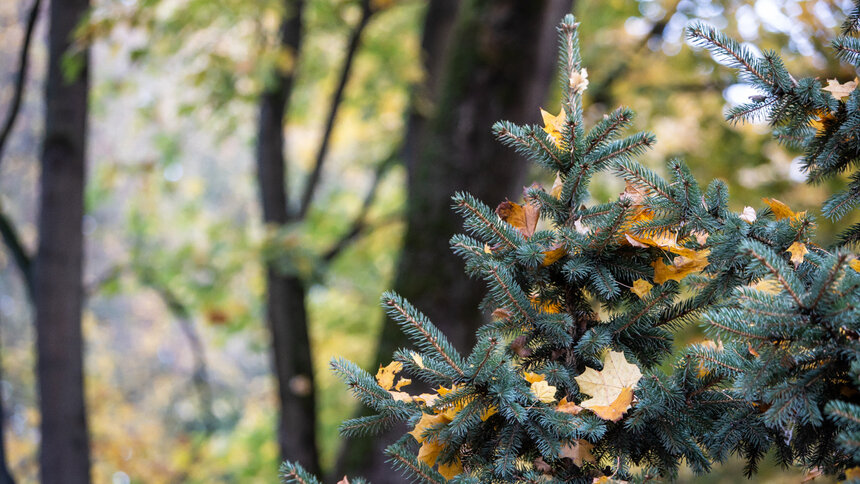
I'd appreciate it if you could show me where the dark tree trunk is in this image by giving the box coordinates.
[255,0,321,475]
[34,0,92,482]
[336,1,572,481]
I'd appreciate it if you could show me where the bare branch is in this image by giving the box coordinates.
[297,0,373,218]
[322,152,398,262]
[0,0,43,169]
[0,209,32,298]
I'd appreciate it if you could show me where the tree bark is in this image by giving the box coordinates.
[336,1,572,481]
[255,0,321,475]
[34,0,92,482]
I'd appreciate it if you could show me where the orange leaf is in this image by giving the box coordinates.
[496,200,539,238]
[556,397,583,416]
[541,245,567,266]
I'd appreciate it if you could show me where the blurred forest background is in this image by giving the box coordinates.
[0,0,857,482]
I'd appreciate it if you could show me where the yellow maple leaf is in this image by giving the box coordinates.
[376,361,403,391]
[762,198,805,222]
[631,279,653,299]
[560,439,596,467]
[409,413,448,443]
[417,439,444,467]
[438,458,463,480]
[389,391,414,402]
[480,405,497,421]
[413,393,439,407]
[496,200,540,238]
[844,466,860,481]
[531,380,557,404]
[652,249,710,284]
[787,242,808,266]
[851,259,860,273]
[541,108,566,148]
[575,351,642,422]
[529,296,563,314]
[751,278,782,294]
[823,78,857,100]
[523,372,546,384]
[556,396,583,415]
[394,377,412,391]
[541,245,567,266]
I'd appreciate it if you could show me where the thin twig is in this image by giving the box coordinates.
[322,152,398,262]
[297,0,373,218]
[0,0,42,169]
[0,210,31,298]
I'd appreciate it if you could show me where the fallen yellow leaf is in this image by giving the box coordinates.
[417,439,444,467]
[437,458,463,480]
[851,259,860,273]
[409,413,448,443]
[631,279,653,299]
[652,249,710,284]
[541,245,567,266]
[531,380,558,404]
[524,372,546,384]
[560,439,596,467]
[823,78,857,100]
[762,198,805,222]
[787,242,807,266]
[556,396,583,416]
[541,108,566,148]
[575,351,642,422]
[376,361,403,391]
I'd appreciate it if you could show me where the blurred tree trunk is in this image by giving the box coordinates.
[34,0,92,482]
[255,0,321,475]
[336,1,572,481]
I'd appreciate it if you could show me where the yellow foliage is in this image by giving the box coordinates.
[631,279,653,299]
[531,380,558,404]
[375,361,403,391]
[541,108,566,148]
[787,242,808,266]
[575,351,642,422]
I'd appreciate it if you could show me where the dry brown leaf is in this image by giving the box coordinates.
[560,439,596,467]
[496,200,539,238]
[823,78,857,100]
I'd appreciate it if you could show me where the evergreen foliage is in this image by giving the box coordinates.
[283,10,860,484]
[687,5,860,246]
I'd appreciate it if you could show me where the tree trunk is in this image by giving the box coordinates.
[34,0,92,482]
[337,1,572,481]
[255,0,321,475]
